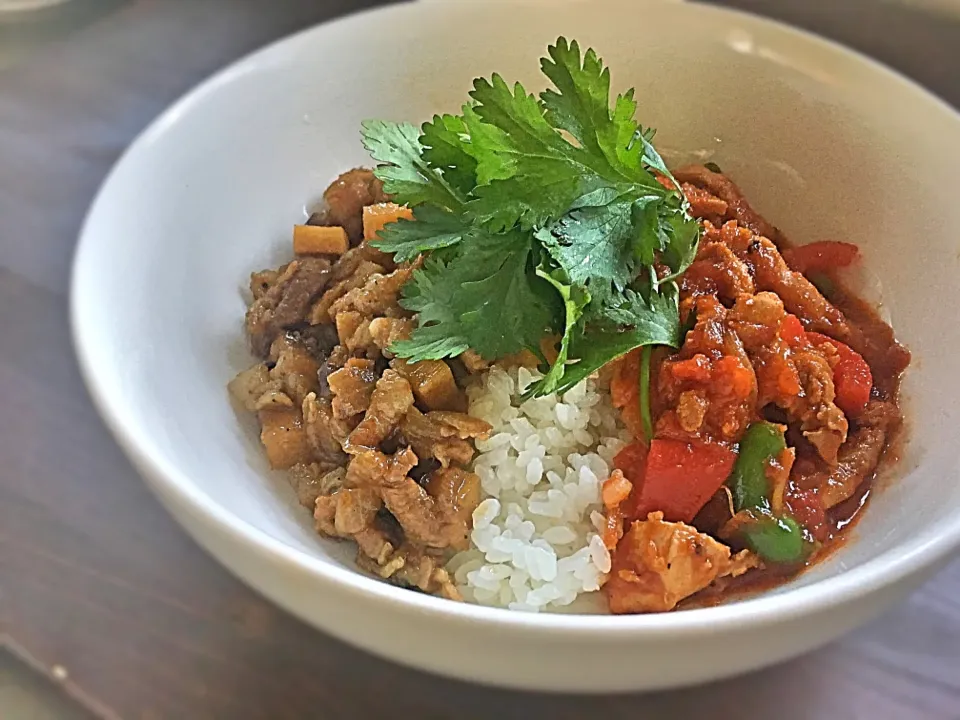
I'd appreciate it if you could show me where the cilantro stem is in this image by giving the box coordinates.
[639,344,653,444]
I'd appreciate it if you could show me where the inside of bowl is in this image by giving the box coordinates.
[74,1,960,606]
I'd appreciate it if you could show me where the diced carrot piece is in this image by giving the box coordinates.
[362,202,414,241]
[293,224,349,256]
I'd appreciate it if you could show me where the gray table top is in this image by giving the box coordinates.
[2,1,959,718]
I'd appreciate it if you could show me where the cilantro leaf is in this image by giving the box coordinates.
[658,199,701,279]
[527,266,590,396]
[361,37,701,400]
[535,193,664,305]
[588,282,681,346]
[465,74,624,231]
[420,114,478,195]
[394,230,558,362]
[540,38,642,181]
[361,120,464,210]
[370,205,468,263]
[390,256,472,360]
[539,282,681,397]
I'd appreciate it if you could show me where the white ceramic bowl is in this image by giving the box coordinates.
[71,0,960,692]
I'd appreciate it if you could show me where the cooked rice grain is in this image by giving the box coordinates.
[446,365,630,612]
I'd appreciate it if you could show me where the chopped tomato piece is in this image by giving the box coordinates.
[783,241,860,275]
[807,333,873,416]
[632,438,738,523]
[614,441,648,486]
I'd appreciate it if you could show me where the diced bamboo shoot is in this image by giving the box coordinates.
[293,224,349,256]
[393,358,466,412]
[259,407,313,469]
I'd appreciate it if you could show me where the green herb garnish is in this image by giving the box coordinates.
[362,37,700,397]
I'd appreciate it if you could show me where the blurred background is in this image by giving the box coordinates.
[1,1,958,718]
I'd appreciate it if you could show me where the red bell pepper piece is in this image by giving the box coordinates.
[614,441,648,486]
[623,438,737,524]
[783,241,860,275]
[807,332,873,415]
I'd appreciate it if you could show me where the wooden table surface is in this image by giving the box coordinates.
[2,1,959,718]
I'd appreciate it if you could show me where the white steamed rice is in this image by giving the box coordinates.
[446,364,631,612]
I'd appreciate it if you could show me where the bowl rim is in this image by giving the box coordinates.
[71,0,960,636]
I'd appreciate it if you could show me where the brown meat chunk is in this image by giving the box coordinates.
[353,526,395,564]
[426,411,492,440]
[314,495,339,536]
[681,181,729,223]
[710,220,852,342]
[680,241,755,316]
[335,488,383,535]
[790,350,848,464]
[369,317,415,356]
[228,363,281,412]
[399,407,478,468]
[377,448,447,546]
[675,165,778,239]
[250,267,283,300]
[334,311,374,355]
[656,297,758,443]
[344,449,391,490]
[269,336,321,405]
[288,323,340,363]
[246,258,333,356]
[425,467,481,550]
[796,400,900,508]
[309,168,390,244]
[378,448,476,550]
[301,392,351,465]
[288,463,344,509]
[726,292,848,463]
[327,358,378,419]
[392,359,467,412]
[605,512,761,613]
[258,407,314,470]
[345,370,415,452]
[309,259,385,325]
[459,350,491,374]
[329,265,413,319]
[727,292,785,352]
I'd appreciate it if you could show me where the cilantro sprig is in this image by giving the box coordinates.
[361,37,699,400]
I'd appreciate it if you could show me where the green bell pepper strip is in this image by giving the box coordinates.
[727,422,809,563]
[741,513,806,563]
